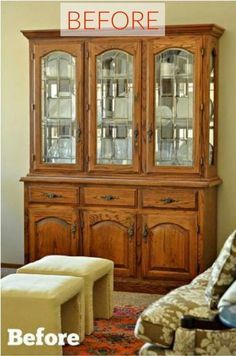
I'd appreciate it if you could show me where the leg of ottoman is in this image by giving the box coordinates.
[1,298,62,356]
[78,269,113,335]
[61,289,85,342]
[84,281,94,335]
[93,270,113,319]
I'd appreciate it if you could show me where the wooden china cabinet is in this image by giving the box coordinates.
[21,24,224,293]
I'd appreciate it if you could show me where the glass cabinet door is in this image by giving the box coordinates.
[96,50,133,165]
[88,42,141,173]
[204,39,218,178]
[209,50,215,166]
[42,52,76,164]
[34,43,83,171]
[155,49,194,166]
[146,38,202,174]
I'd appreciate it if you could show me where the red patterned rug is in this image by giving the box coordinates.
[63,306,144,355]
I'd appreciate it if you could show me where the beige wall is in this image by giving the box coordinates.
[1,1,236,264]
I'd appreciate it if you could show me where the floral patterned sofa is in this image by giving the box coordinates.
[135,231,236,355]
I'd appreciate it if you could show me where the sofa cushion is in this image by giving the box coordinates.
[135,269,217,348]
[173,327,236,355]
[139,328,236,356]
[205,230,236,309]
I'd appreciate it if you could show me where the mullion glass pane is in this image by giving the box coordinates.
[96,50,133,165]
[41,51,76,164]
[155,49,194,166]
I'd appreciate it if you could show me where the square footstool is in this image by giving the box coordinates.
[1,273,84,355]
[18,256,114,335]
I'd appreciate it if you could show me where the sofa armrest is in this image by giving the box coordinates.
[181,315,229,330]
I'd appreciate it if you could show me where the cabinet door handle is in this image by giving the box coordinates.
[160,197,178,204]
[147,127,153,143]
[127,224,134,241]
[45,192,63,199]
[71,224,77,235]
[100,195,119,201]
[137,254,142,266]
[76,125,82,143]
[143,223,149,242]
[134,128,139,144]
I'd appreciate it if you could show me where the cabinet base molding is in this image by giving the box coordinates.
[1,263,23,269]
[114,278,189,294]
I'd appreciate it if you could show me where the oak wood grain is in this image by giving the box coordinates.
[28,185,79,204]
[142,188,197,209]
[28,205,79,261]
[141,212,198,280]
[83,187,137,207]
[21,24,225,39]
[83,210,136,277]
[21,175,222,188]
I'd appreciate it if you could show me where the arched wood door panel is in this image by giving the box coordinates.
[29,206,79,261]
[83,211,136,277]
[141,212,198,280]
[35,217,71,258]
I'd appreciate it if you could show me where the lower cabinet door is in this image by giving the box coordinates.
[28,206,79,261]
[141,212,198,280]
[83,210,136,277]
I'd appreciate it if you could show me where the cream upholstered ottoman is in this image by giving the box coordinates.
[17,256,114,335]
[1,273,85,356]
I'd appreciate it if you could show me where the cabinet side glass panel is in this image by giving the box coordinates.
[96,50,133,165]
[155,49,195,166]
[209,50,215,165]
[41,51,76,164]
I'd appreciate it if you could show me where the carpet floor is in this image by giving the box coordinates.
[63,306,144,356]
[114,291,160,307]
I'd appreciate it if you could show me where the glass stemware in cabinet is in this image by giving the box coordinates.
[41,51,76,164]
[96,50,133,165]
[155,49,194,166]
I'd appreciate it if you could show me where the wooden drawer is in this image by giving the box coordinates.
[83,187,137,207]
[28,185,79,204]
[142,189,197,209]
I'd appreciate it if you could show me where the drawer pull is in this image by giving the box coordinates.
[45,192,63,199]
[128,224,134,240]
[71,224,77,235]
[100,195,119,201]
[160,197,178,204]
[137,254,142,266]
[143,224,149,242]
[147,127,153,143]
[134,128,139,144]
[76,125,82,143]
